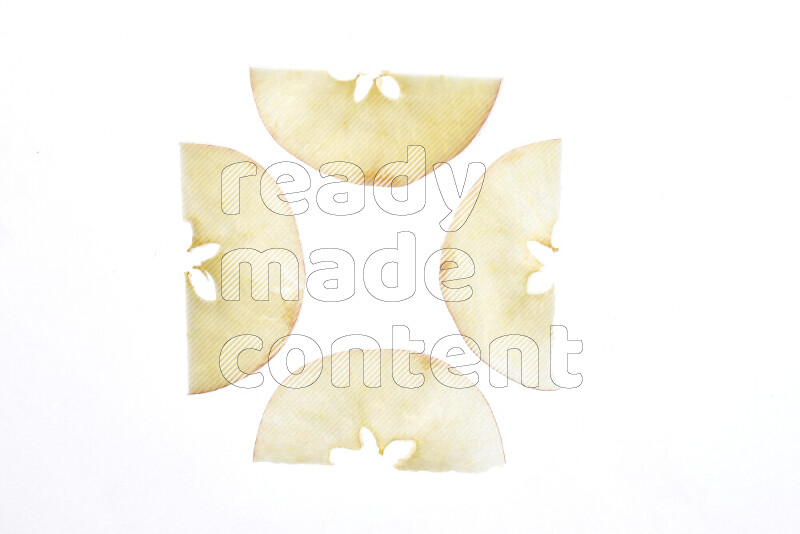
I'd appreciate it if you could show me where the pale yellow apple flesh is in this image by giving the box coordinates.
[441,140,561,389]
[181,144,305,394]
[254,350,505,472]
[250,69,501,185]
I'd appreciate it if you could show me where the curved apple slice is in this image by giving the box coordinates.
[250,69,501,186]
[441,140,560,389]
[254,350,504,472]
[181,144,305,394]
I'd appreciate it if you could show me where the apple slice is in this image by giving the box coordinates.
[181,144,305,394]
[250,69,501,186]
[254,350,505,472]
[441,140,561,389]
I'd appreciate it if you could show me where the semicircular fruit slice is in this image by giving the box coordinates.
[441,140,561,389]
[250,69,501,186]
[181,144,305,394]
[254,349,504,472]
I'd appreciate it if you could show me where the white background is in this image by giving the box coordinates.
[1,0,799,532]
